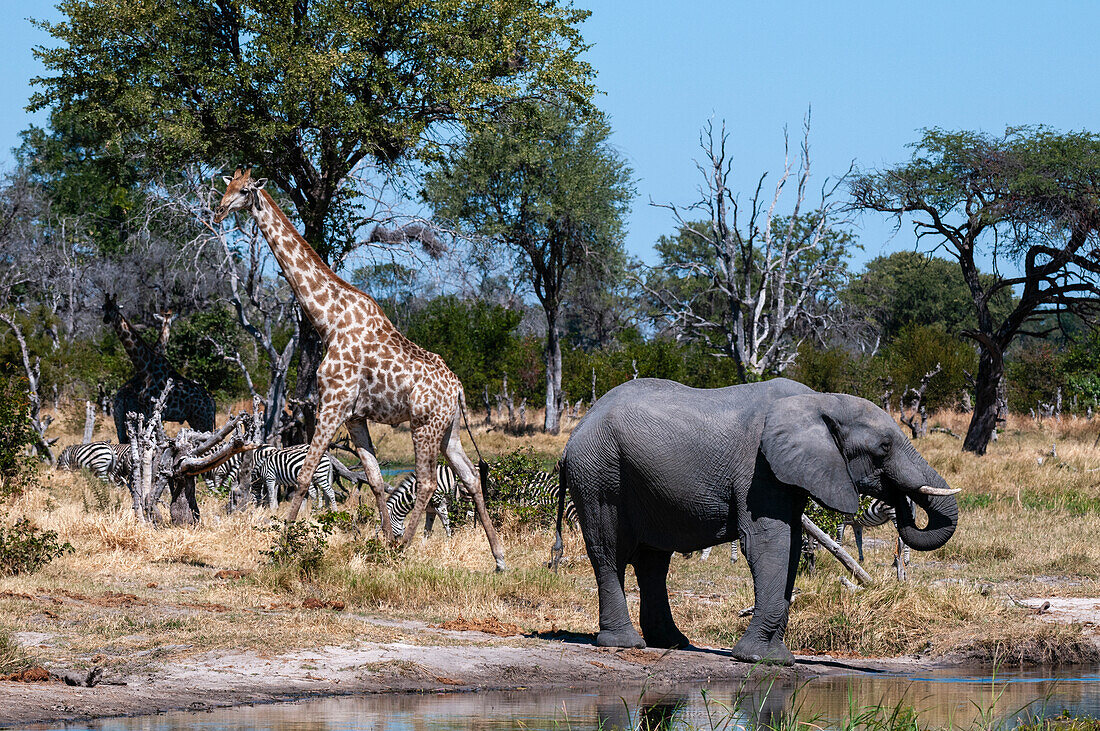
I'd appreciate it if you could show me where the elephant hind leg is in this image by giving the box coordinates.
[635,546,690,649]
[593,558,644,649]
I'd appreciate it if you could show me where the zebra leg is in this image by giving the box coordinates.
[318,459,336,510]
[261,463,278,510]
[855,524,864,563]
[345,418,393,542]
[436,497,451,537]
[699,546,712,561]
[424,507,436,540]
[731,540,739,563]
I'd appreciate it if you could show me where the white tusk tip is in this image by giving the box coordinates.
[918,485,960,496]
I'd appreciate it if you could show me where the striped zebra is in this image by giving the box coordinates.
[207,450,245,493]
[56,442,116,481]
[510,471,578,528]
[107,443,134,486]
[252,445,339,511]
[385,464,458,540]
[695,542,739,563]
[837,499,909,563]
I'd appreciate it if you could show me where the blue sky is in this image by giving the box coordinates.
[4,2,1100,269]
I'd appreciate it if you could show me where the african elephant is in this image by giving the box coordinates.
[550,377,958,665]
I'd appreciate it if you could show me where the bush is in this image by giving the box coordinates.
[0,368,38,498]
[262,519,334,580]
[0,519,72,575]
[485,447,557,528]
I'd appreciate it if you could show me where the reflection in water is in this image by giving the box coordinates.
[37,667,1100,731]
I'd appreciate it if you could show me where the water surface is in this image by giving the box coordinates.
[39,665,1100,730]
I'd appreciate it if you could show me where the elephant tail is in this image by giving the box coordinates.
[548,459,566,572]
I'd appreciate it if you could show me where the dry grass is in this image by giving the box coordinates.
[6,407,1100,671]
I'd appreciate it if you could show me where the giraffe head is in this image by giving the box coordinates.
[102,293,120,325]
[214,168,268,223]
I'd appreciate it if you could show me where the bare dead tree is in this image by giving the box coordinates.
[900,364,943,439]
[126,379,256,525]
[645,116,853,381]
[0,313,57,463]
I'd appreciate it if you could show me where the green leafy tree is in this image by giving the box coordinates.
[404,296,523,402]
[851,127,1100,454]
[32,0,595,439]
[881,324,976,414]
[844,251,1015,343]
[423,104,634,433]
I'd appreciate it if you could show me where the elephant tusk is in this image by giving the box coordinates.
[918,485,960,496]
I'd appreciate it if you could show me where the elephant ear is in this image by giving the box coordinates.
[760,393,859,514]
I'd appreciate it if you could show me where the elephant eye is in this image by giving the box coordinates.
[878,439,890,454]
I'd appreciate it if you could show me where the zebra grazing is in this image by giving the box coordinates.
[107,443,133,486]
[57,442,116,481]
[385,464,458,540]
[251,445,338,511]
[512,471,578,528]
[837,499,909,563]
[207,450,246,493]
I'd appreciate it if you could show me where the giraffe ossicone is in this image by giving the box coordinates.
[215,168,506,571]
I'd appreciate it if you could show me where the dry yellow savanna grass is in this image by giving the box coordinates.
[2,407,1099,672]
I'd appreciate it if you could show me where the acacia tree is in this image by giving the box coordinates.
[32,0,594,440]
[423,104,634,433]
[851,127,1100,455]
[646,120,854,381]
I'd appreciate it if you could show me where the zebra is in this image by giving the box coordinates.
[56,442,116,481]
[207,450,246,493]
[251,445,339,511]
[837,499,910,563]
[510,471,578,528]
[385,464,459,540]
[694,542,739,563]
[107,443,133,486]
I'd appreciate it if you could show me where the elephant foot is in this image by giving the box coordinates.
[642,626,691,650]
[596,626,645,649]
[730,636,794,666]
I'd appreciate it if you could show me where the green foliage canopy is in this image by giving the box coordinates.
[32,0,596,257]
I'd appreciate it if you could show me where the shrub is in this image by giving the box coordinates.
[0,519,72,575]
[262,519,334,580]
[0,367,38,498]
[485,447,557,528]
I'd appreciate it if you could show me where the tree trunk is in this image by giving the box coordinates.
[543,310,563,434]
[964,348,1004,455]
[82,401,96,444]
[285,316,321,445]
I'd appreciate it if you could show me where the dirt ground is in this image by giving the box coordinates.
[5,410,1100,726]
[0,612,930,727]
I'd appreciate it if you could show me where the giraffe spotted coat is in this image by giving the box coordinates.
[214,169,505,570]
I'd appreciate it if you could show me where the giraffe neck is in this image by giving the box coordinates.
[250,190,380,343]
[112,313,157,377]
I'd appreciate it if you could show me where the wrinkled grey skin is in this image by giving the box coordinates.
[553,378,958,666]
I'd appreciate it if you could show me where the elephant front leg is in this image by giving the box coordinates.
[731,513,802,666]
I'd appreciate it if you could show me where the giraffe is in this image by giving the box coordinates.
[103,295,217,443]
[213,168,506,570]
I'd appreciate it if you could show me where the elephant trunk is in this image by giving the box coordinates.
[893,484,958,551]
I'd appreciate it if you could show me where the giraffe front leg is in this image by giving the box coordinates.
[285,394,350,522]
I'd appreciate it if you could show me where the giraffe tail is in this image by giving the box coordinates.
[458,387,492,498]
